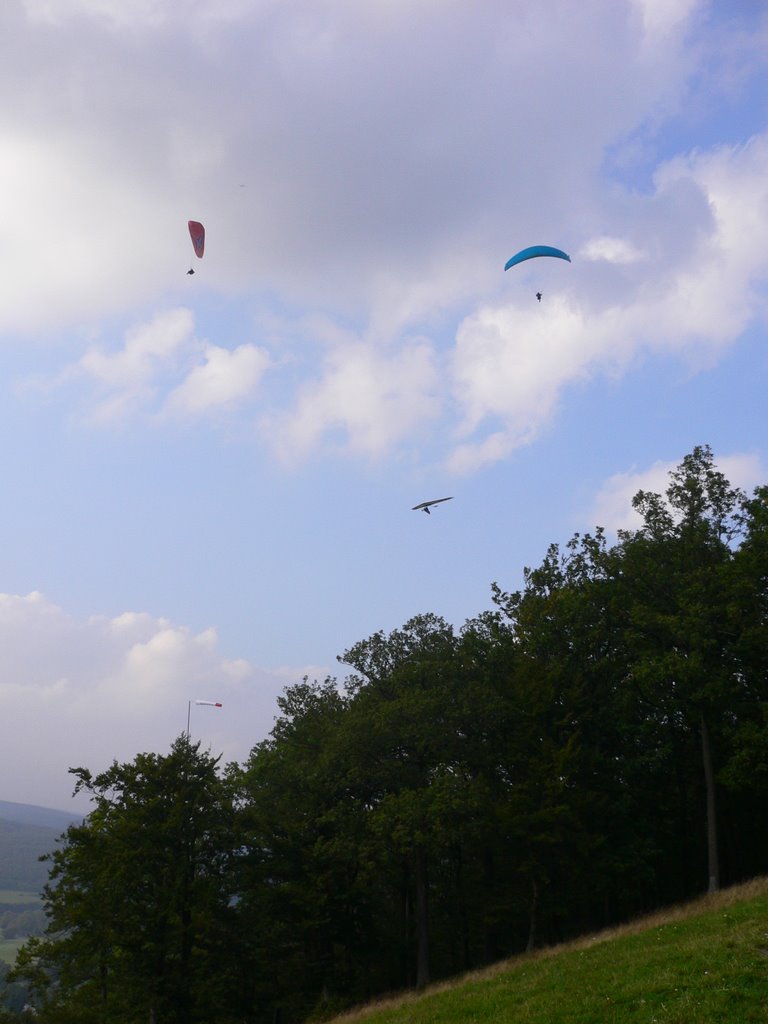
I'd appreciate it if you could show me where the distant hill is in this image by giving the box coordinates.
[0,802,82,892]
[0,801,82,831]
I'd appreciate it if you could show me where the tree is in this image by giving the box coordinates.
[13,737,237,1024]
[340,614,462,989]
[716,485,768,879]
[614,446,747,893]
[492,530,651,936]
[235,676,369,1023]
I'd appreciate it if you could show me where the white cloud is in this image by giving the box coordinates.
[49,128,768,460]
[0,131,183,333]
[271,337,441,460]
[590,452,767,534]
[449,297,595,473]
[579,236,647,264]
[0,0,719,336]
[81,307,193,388]
[74,308,196,421]
[0,591,313,810]
[449,132,768,472]
[22,0,262,31]
[630,0,699,38]
[22,0,166,30]
[51,308,269,422]
[2,0,766,470]
[164,343,270,415]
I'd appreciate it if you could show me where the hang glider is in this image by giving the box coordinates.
[187,220,205,274]
[412,497,454,515]
[504,245,570,272]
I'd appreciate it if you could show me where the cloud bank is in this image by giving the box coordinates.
[3,0,765,468]
[0,591,317,810]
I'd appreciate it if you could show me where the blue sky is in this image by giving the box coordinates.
[1,0,767,811]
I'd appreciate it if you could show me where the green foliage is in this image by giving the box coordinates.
[0,957,31,1018]
[12,738,238,1024]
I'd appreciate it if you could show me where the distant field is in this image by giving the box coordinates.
[0,890,44,965]
[0,891,41,905]
[0,937,26,964]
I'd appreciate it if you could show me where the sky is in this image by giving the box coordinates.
[1,0,768,812]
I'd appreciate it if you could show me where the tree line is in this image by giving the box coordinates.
[6,445,768,1024]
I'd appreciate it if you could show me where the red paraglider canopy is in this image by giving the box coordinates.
[188,220,205,259]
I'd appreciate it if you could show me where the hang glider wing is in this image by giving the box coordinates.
[412,497,454,514]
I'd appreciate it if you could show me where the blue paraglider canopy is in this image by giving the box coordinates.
[504,245,571,271]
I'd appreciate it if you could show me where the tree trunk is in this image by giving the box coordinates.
[402,861,411,987]
[482,848,499,964]
[452,844,471,971]
[526,878,538,952]
[414,847,430,989]
[700,709,720,892]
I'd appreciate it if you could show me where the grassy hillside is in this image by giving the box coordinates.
[0,801,80,893]
[0,818,67,891]
[0,891,45,965]
[335,878,768,1024]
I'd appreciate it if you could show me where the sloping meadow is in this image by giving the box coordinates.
[335,878,768,1024]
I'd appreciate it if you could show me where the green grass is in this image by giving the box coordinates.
[0,890,43,964]
[336,878,768,1024]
